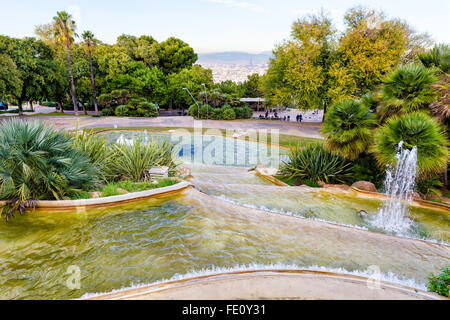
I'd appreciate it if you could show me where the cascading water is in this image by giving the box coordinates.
[371,142,418,235]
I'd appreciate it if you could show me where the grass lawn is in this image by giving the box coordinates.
[91,126,323,149]
[72,178,179,199]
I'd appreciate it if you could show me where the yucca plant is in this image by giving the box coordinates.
[321,99,378,160]
[110,138,179,182]
[280,143,354,184]
[371,112,449,177]
[379,64,437,119]
[72,127,114,182]
[0,120,97,220]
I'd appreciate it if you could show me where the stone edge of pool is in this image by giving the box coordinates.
[255,168,450,213]
[0,181,192,210]
[84,269,447,300]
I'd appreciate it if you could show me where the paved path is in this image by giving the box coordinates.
[1,116,324,139]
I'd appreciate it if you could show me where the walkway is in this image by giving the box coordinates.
[3,116,324,139]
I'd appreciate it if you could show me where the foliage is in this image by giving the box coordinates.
[321,99,378,160]
[416,175,444,198]
[210,107,223,120]
[115,105,129,117]
[418,44,450,73]
[372,112,449,177]
[100,108,112,116]
[109,138,179,182]
[157,37,198,75]
[379,64,437,119]
[72,128,113,182]
[0,53,22,96]
[222,108,236,120]
[427,265,450,297]
[351,155,385,189]
[126,98,158,117]
[338,7,411,94]
[280,143,354,184]
[0,120,97,220]
[264,12,335,109]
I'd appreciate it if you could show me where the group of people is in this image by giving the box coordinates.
[259,110,303,123]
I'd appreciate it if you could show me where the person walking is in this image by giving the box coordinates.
[299,114,303,123]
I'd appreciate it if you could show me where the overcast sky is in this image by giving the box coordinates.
[0,0,448,53]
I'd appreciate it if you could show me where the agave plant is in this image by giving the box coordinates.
[0,120,97,220]
[379,64,437,119]
[321,99,378,160]
[371,112,449,177]
[110,138,179,182]
[280,143,354,184]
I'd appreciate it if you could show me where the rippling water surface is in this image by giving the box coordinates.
[0,130,448,299]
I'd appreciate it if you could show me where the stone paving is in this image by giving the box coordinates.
[1,115,324,139]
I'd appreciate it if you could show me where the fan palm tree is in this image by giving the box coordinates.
[371,112,449,178]
[321,99,378,160]
[418,44,450,73]
[0,119,97,220]
[81,31,99,113]
[53,11,79,115]
[379,64,437,120]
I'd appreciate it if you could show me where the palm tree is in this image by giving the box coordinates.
[371,112,449,178]
[321,99,378,160]
[81,31,99,113]
[379,64,437,120]
[53,11,79,115]
[418,44,450,73]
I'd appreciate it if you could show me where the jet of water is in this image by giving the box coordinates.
[372,141,418,235]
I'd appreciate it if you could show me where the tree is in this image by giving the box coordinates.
[53,11,79,114]
[82,31,99,113]
[338,7,411,94]
[241,74,263,97]
[263,12,338,114]
[0,53,22,98]
[157,37,198,75]
[166,65,213,108]
[0,36,58,114]
[321,99,378,160]
[378,64,437,120]
[116,34,159,67]
[371,112,449,177]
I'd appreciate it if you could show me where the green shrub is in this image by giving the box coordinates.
[126,98,158,117]
[280,143,354,184]
[416,175,444,199]
[427,265,450,297]
[211,108,223,120]
[0,120,98,220]
[188,104,199,118]
[222,104,232,111]
[351,155,384,189]
[110,138,179,182]
[115,105,129,117]
[101,108,113,116]
[222,108,236,120]
[234,107,245,119]
[243,106,254,119]
[40,101,57,107]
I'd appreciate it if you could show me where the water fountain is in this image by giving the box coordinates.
[372,141,418,235]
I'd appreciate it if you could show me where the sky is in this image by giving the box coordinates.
[0,0,448,53]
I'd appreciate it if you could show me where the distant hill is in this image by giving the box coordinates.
[197,51,272,66]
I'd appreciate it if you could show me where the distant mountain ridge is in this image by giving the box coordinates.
[197,51,272,66]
